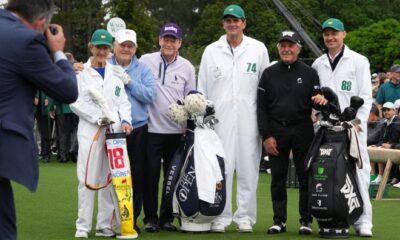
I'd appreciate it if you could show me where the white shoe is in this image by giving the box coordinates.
[371,175,382,184]
[357,228,373,237]
[95,228,115,237]
[236,222,253,233]
[393,182,400,188]
[75,230,88,238]
[210,222,225,233]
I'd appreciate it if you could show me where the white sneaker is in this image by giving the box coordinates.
[236,222,253,233]
[357,228,373,237]
[75,230,88,238]
[210,222,225,233]
[371,175,382,184]
[95,228,115,237]
[393,182,400,188]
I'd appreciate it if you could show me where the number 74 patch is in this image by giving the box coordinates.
[245,62,257,73]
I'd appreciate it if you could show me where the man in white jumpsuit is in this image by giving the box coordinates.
[70,29,132,238]
[312,18,373,237]
[198,4,270,233]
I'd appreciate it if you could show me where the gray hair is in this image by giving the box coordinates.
[6,0,58,23]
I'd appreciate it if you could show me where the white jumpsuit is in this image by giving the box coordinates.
[312,45,373,231]
[198,35,270,226]
[70,60,132,232]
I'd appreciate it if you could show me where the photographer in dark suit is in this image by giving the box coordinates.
[0,1,78,239]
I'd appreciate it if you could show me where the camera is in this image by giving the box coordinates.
[49,26,57,35]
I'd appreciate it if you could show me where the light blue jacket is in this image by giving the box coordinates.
[111,55,156,128]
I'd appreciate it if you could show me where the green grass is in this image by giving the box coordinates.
[13,161,400,240]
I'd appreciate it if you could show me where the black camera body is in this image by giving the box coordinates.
[49,26,57,35]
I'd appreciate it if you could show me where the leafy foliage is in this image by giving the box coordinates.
[346,18,400,72]
[105,0,159,57]
[53,0,106,61]
[49,0,400,70]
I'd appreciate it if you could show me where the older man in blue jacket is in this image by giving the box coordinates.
[111,28,156,232]
[0,1,78,239]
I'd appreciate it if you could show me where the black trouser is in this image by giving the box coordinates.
[126,124,148,226]
[36,115,53,158]
[0,177,16,240]
[143,133,182,225]
[56,113,74,161]
[269,119,314,224]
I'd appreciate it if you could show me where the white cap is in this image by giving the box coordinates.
[394,99,400,109]
[115,29,137,46]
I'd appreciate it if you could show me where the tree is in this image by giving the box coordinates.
[191,0,292,64]
[105,0,159,57]
[53,0,106,61]
[345,18,400,72]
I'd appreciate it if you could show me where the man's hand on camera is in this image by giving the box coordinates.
[45,24,65,54]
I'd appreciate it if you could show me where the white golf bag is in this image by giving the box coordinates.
[165,92,227,232]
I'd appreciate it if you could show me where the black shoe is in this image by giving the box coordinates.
[267,222,286,234]
[299,222,312,235]
[59,158,68,163]
[144,222,160,233]
[70,153,77,163]
[160,222,177,232]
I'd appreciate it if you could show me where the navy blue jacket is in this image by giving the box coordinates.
[0,9,78,191]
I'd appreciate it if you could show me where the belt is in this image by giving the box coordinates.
[272,117,309,127]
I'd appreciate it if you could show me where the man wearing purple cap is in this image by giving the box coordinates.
[140,23,196,232]
[198,4,270,233]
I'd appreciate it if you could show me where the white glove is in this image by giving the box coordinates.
[88,88,116,123]
[113,65,131,85]
[97,117,115,126]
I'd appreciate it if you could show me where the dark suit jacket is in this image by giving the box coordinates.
[0,9,78,191]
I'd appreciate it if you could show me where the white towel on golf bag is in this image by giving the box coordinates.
[194,127,226,203]
[348,126,363,168]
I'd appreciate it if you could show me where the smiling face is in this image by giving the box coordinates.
[390,72,400,85]
[382,108,396,120]
[159,35,181,62]
[322,28,346,54]
[223,16,246,40]
[278,41,301,65]
[90,44,111,66]
[114,41,136,66]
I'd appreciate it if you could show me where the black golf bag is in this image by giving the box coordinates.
[306,88,364,238]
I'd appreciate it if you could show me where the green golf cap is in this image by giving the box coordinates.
[91,29,113,47]
[322,18,345,31]
[223,4,245,19]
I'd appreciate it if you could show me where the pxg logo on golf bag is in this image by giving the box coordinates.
[320,147,333,157]
[340,174,361,214]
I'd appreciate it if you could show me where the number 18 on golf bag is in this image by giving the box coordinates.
[306,88,364,238]
[106,132,138,239]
